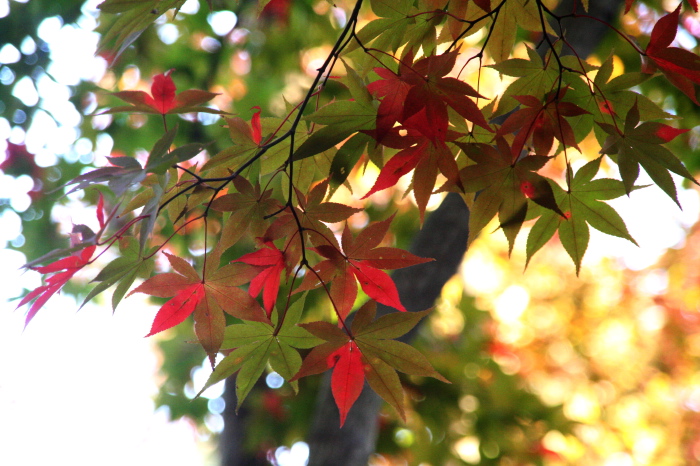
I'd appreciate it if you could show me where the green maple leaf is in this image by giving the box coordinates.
[490,46,589,120]
[202,116,260,172]
[575,55,671,146]
[457,139,562,251]
[198,294,321,406]
[209,176,282,252]
[526,157,638,274]
[344,0,413,60]
[294,99,377,162]
[599,101,696,205]
[81,236,154,311]
[486,1,558,67]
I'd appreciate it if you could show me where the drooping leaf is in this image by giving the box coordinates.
[329,341,366,426]
[526,158,639,273]
[294,303,444,424]
[18,245,96,326]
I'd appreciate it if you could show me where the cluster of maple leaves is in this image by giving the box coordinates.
[19,0,700,424]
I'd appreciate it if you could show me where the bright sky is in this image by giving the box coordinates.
[1,0,699,465]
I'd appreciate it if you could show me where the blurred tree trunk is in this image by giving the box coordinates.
[219,0,624,464]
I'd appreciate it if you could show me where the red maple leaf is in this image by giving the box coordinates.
[287,333,365,426]
[645,5,700,104]
[403,50,491,138]
[297,216,432,320]
[147,281,206,337]
[292,302,445,425]
[328,341,366,426]
[361,128,462,218]
[250,106,263,144]
[96,192,106,230]
[646,122,690,142]
[18,245,96,326]
[366,65,413,142]
[18,196,108,326]
[497,89,589,158]
[367,50,491,143]
[103,70,226,116]
[130,252,267,364]
[234,241,286,317]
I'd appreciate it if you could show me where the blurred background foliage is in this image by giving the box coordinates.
[3,0,700,464]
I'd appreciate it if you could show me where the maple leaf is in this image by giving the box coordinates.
[206,108,314,174]
[297,216,432,320]
[17,245,96,326]
[497,89,590,157]
[645,5,700,104]
[197,294,321,407]
[210,176,282,252]
[18,196,109,325]
[457,139,563,250]
[367,50,490,143]
[102,70,226,116]
[599,101,696,205]
[201,109,271,172]
[328,341,366,426]
[293,98,377,162]
[293,302,446,426]
[526,158,639,274]
[297,180,363,243]
[571,55,671,146]
[361,127,463,219]
[234,241,287,318]
[343,0,414,60]
[487,0,552,63]
[250,106,263,144]
[265,180,362,255]
[489,46,590,120]
[129,251,267,365]
[366,64,414,142]
[81,236,154,312]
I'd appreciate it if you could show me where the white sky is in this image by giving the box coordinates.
[0,287,214,466]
